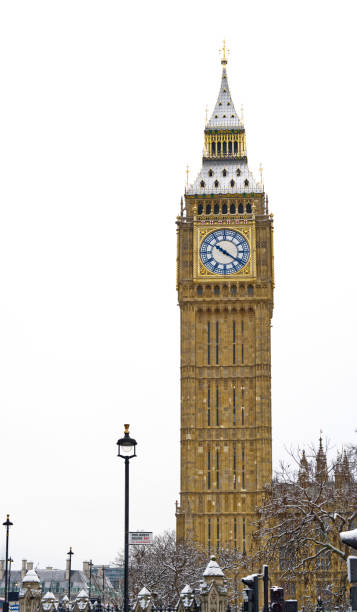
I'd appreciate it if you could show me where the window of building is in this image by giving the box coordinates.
[222,169,227,177]
[233,321,236,364]
[216,450,219,489]
[246,203,252,213]
[208,169,214,177]
[206,204,211,214]
[244,179,249,186]
[200,180,205,188]
[231,285,237,296]
[214,180,219,188]
[207,384,211,426]
[214,203,219,214]
[198,204,203,215]
[216,385,219,425]
[208,450,211,489]
[223,141,227,153]
[247,285,254,296]
[214,285,220,296]
[197,285,203,296]
[230,203,236,213]
[228,141,232,154]
[207,321,211,364]
[236,168,241,176]
[212,143,216,155]
[230,179,235,187]
[238,203,244,213]
[233,384,236,424]
[233,443,237,488]
[216,321,219,364]
[222,203,227,214]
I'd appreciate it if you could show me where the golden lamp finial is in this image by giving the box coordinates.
[219,39,229,65]
[259,163,264,185]
[124,424,130,434]
[186,164,190,189]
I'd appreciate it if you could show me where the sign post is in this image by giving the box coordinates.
[129,532,153,545]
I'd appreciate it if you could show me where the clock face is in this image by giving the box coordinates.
[200,229,250,275]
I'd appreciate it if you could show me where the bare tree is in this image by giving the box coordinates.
[115,530,253,608]
[253,440,357,609]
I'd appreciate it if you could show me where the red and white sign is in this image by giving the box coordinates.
[129,531,153,545]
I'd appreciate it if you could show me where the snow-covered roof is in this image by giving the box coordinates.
[181,585,193,595]
[138,587,151,596]
[76,590,89,599]
[62,596,69,602]
[203,556,224,577]
[207,66,241,130]
[187,160,262,196]
[43,592,56,600]
[23,569,40,584]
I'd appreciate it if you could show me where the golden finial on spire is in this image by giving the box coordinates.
[219,39,229,65]
[185,165,190,190]
[259,163,264,186]
[205,105,208,126]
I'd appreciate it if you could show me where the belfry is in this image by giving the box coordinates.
[176,46,274,553]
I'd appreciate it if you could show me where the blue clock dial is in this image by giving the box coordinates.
[200,229,250,275]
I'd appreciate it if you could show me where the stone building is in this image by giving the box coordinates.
[176,44,273,552]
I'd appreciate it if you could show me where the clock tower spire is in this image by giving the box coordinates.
[176,51,274,553]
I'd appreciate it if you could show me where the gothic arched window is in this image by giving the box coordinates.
[230,203,236,214]
[206,204,211,214]
[238,203,244,213]
[198,204,203,215]
[214,203,219,214]
[212,143,216,155]
[214,180,219,188]
[222,203,227,214]
[246,203,252,213]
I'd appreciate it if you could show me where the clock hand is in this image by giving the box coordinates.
[215,243,239,261]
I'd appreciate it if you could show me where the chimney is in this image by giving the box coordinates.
[21,560,27,579]
[27,562,33,571]
[66,559,70,581]
[0,560,4,581]
[83,562,89,577]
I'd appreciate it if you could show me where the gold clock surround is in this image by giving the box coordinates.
[193,221,256,281]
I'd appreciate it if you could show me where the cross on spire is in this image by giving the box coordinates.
[219,39,229,65]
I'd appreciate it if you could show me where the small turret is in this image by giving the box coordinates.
[315,435,328,484]
[19,570,42,612]
[298,450,309,487]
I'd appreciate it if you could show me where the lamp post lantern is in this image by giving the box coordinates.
[67,547,74,600]
[2,515,13,612]
[117,424,137,612]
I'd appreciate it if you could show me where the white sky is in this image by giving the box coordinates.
[1,0,357,571]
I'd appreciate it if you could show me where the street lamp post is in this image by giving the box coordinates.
[88,560,93,601]
[67,547,74,600]
[2,515,13,612]
[102,565,105,607]
[117,424,137,612]
[7,558,13,598]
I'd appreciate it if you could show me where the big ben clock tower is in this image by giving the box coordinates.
[176,46,274,553]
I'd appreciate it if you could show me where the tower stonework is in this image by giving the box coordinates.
[176,52,274,553]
